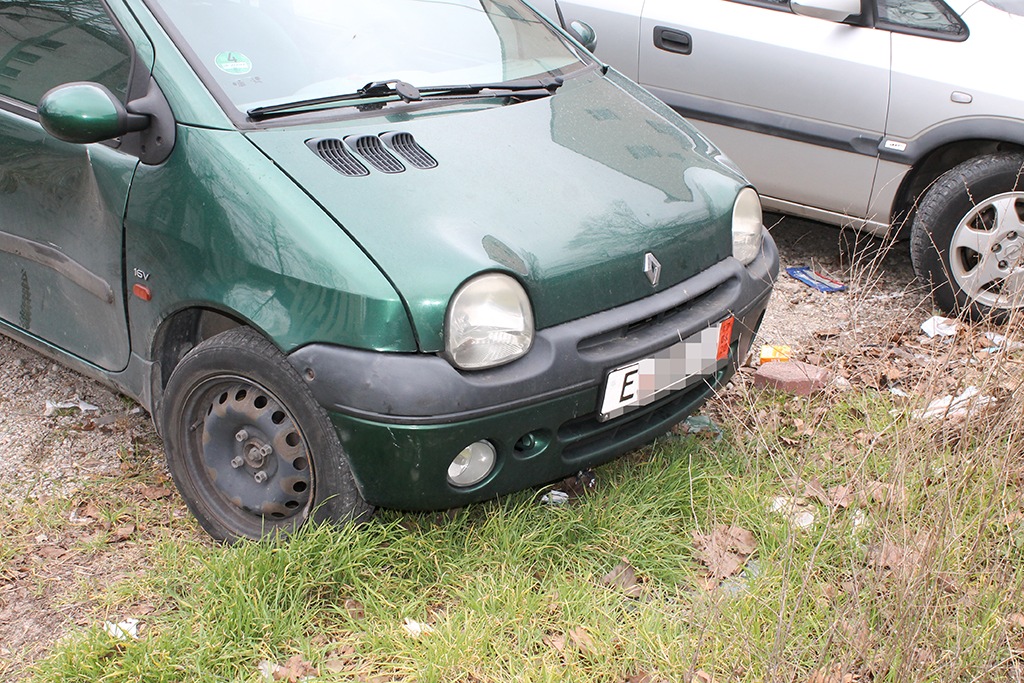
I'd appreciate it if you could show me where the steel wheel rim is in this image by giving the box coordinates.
[181,375,314,532]
[950,191,1024,310]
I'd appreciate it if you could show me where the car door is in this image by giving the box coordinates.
[565,0,892,226]
[0,0,143,371]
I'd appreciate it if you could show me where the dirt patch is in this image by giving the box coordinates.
[759,213,933,352]
[0,214,937,679]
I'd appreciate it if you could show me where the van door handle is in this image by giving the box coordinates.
[653,26,692,55]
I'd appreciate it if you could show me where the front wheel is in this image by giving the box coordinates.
[910,153,1024,321]
[160,327,372,542]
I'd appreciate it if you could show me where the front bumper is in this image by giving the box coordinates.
[288,232,778,509]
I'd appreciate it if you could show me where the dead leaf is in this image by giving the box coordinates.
[107,524,136,544]
[804,479,853,509]
[857,481,906,510]
[685,670,716,683]
[624,672,669,683]
[804,478,830,506]
[37,546,68,560]
[567,626,596,654]
[77,501,102,521]
[792,418,815,437]
[692,525,756,579]
[261,654,318,682]
[839,618,872,651]
[79,531,106,544]
[344,598,365,620]
[1008,613,1024,629]
[695,575,719,592]
[544,591,560,615]
[808,665,857,683]
[878,365,902,387]
[543,632,566,654]
[852,429,876,446]
[866,541,920,574]
[322,644,358,673]
[141,486,172,500]
[544,627,596,658]
[601,558,642,598]
[828,485,853,509]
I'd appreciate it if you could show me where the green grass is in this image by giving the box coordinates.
[10,326,1024,682]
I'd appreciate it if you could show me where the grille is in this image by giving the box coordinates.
[308,138,368,177]
[347,135,405,174]
[575,283,726,358]
[382,132,438,169]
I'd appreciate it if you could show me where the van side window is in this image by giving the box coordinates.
[0,0,131,105]
[876,0,968,38]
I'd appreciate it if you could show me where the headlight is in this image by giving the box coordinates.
[446,273,534,370]
[732,187,764,265]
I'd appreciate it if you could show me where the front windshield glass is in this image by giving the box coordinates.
[146,0,586,116]
[983,0,1024,15]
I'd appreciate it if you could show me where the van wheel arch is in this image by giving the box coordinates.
[892,140,1024,236]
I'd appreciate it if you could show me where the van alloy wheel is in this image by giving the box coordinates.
[911,153,1024,322]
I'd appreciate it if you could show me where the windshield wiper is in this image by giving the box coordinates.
[417,76,563,99]
[247,77,564,120]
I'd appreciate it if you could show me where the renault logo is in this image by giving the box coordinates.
[643,252,661,287]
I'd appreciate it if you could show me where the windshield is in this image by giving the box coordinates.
[146,0,587,117]
[983,0,1024,14]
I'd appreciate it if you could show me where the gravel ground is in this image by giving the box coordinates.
[0,344,156,502]
[0,213,929,676]
[759,213,931,348]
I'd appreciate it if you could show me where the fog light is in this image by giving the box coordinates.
[447,441,496,487]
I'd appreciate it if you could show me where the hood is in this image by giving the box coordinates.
[245,70,744,352]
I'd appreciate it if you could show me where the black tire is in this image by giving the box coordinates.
[160,327,372,542]
[910,153,1024,321]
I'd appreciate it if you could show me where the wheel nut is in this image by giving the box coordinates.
[258,444,273,458]
[999,260,1009,270]
[231,455,245,469]
[235,429,249,442]
[254,471,268,484]
[993,244,1002,253]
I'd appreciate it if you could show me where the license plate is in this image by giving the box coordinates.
[598,317,733,422]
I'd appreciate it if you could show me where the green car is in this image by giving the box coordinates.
[0,0,777,541]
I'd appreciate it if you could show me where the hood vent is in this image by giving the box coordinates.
[310,133,438,177]
[348,135,405,174]
[382,132,438,169]
[308,138,369,177]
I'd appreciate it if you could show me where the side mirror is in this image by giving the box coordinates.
[790,0,861,23]
[568,20,597,52]
[37,82,148,144]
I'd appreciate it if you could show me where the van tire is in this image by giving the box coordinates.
[910,153,1024,321]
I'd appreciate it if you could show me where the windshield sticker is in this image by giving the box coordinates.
[215,52,252,75]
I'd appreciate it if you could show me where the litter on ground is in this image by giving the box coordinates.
[785,266,847,292]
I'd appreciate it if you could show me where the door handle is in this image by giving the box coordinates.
[653,26,692,55]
